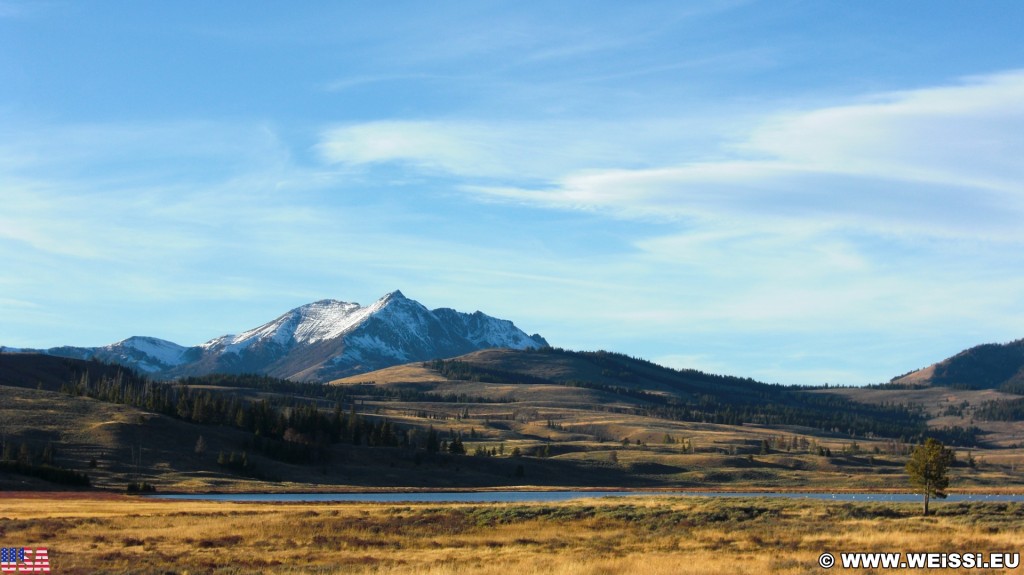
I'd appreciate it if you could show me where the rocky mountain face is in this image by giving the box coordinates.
[20,291,548,382]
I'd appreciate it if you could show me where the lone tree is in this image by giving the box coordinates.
[906,438,955,515]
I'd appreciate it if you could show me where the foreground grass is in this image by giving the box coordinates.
[1,494,1022,574]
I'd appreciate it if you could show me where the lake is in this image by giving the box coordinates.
[148,491,1024,503]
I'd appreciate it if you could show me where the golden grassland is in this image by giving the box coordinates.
[1,494,1022,574]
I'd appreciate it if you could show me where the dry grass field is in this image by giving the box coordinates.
[1,493,1021,574]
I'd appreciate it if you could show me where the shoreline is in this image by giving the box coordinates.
[4,485,1024,499]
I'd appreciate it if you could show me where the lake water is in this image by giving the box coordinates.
[148,491,1024,504]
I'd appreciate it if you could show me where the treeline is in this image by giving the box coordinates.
[180,372,502,404]
[0,460,91,486]
[645,397,929,441]
[178,373,352,400]
[425,359,554,385]
[58,370,425,466]
[975,397,1024,421]
[0,441,90,487]
[564,380,666,403]
[532,347,766,392]
[926,425,982,446]
[999,379,1024,395]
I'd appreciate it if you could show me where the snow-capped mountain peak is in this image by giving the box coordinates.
[32,291,549,382]
[52,335,193,374]
[209,293,409,354]
[225,299,367,348]
[110,336,188,364]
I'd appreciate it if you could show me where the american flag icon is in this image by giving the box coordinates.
[0,548,49,573]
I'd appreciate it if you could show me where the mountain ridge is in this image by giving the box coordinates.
[891,338,1024,392]
[12,291,548,383]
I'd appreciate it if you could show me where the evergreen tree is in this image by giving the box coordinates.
[426,426,439,453]
[448,435,466,455]
[17,442,31,465]
[176,395,191,420]
[906,438,955,515]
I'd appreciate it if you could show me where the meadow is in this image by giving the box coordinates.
[2,493,1022,574]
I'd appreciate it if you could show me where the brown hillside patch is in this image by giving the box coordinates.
[331,363,446,385]
[894,363,937,385]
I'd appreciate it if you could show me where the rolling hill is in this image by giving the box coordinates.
[335,347,934,441]
[891,338,1024,392]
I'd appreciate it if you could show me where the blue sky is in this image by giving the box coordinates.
[2,1,1023,385]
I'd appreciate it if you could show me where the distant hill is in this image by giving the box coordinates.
[9,291,547,383]
[892,339,1024,393]
[336,347,933,441]
[0,352,134,393]
[347,347,774,401]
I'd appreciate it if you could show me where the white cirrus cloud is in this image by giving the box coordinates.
[740,69,1024,193]
[426,69,1024,241]
[315,118,723,182]
[317,121,506,177]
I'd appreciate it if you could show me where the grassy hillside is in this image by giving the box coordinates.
[339,348,935,441]
[5,351,1024,493]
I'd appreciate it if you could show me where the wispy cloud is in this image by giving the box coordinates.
[317,120,622,181]
[741,69,1024,193]
[317,121,509,178]
[0,121,315,262]
[457,70,1024,242]
[316,117,730,183]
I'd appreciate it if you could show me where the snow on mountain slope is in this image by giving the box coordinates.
[432,308,547,349]
[30,336,191,374]
[202,299,370,354]
[199,293,401,353]
[304,292,550,380]
[104,336,189,370]
[32,291,549,382]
